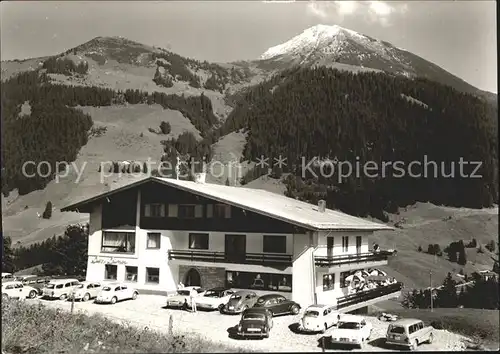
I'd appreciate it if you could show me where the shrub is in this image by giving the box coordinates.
[418,245,422,252]
[160,121,172,135]
[42,201,52,219]
[427,244,441,255]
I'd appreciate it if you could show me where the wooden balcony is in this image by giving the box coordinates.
[337,282,404,310]
[314,250,395,267]
[168,249,293,267]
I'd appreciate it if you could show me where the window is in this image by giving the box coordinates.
[101,232,135,253]
[263,235,287,253]
[189,233,209,250]
[167,204,178,217]
[194,205,203,218]
[323,273,335,291]
[144,203,165,217]
[146,267,160,284]
[340,271,350,287]
[225,271,292,293]
[342,236,349,252]
[125,266,138,282]
[214,204,231,218]
[105,264,117,280]
[147,233,161,249]
[178,205,195,218]
[206,204,213,218]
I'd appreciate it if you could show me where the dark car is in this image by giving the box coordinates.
[237,308,273,338]
[222,290,259,315]
[20,276,50,295]
[253,294,301,316]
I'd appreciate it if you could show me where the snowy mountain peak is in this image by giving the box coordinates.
[259,24,366,60]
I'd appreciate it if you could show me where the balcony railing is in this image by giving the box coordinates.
[337,282,403,309]
[168,249,292,267]
[314,250,395,267]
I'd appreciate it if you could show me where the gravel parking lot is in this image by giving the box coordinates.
[27,295,469,352]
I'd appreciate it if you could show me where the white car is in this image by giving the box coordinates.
[195,287,235,311]
[95,283,138,304]
[69,281,102,301]
[2,273,15,281]
[166,287,205,309]
[299,304,340,333]
[2,281,38,300]
[329,314,373,348]
[42,278,80,300]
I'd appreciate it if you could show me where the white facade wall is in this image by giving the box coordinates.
[314,230,370,257]
[84,190,384,306]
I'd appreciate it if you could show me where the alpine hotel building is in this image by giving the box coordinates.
[62,175,402,311]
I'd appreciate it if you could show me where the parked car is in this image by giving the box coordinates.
[42,279,80,300]
[385,318,434,350]
[95,283,138,304]
[195,287,235,311]
[329,314,373,349]
[19,276,50,296]
[299,304,339,333]
[69,281,102,301]
[2,281,38,299]
[2,273,14,281]
[222,290,259,315]
[253,294,301,317]
[236,308,273,338]
[165,286,205,309]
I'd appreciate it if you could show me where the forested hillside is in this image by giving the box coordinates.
[1,70,217,197]
[218,67,498,219]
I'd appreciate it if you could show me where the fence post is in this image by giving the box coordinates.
[168,314,173,335]
[321,336,326,352]
[70,293,75,314]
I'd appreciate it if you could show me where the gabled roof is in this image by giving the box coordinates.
[61,176,393,232]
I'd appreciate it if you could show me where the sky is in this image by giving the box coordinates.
[0,1,497,93]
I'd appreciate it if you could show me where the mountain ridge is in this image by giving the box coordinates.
[256,24,497,105]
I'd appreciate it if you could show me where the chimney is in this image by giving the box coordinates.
[318,200,326,213]
[194,172,206,184]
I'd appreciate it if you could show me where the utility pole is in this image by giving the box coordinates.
[429,270,433,312]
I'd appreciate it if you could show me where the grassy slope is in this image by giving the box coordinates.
[2,104,198,246]
[369,305,499,349]
[1,57,48,81]
[1,299,245,354]
[237,176,498,289]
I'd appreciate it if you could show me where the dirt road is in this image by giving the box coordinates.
[27,295,469,352]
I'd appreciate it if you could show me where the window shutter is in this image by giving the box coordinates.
[144,204,151,217]
[195,205,203,218]
[168,204,178,217]
[206,204,213,218]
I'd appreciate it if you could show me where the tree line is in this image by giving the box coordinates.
[42,57,89,76]
[210,66,498,219]
[2,224,88,276]
[403,271,499,310]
